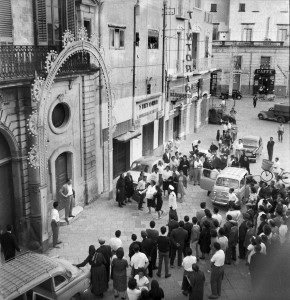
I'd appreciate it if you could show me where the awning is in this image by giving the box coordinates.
[114,130,141,143]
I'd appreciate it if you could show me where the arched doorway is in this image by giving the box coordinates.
[0,132,14,231]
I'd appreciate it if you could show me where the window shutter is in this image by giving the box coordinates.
[67,0,76,36]
[36,0,47,44]
[0,0,13,42]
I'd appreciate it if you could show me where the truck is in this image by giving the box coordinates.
[258,102,290,123]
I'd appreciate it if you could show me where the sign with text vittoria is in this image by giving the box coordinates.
[185,11,201,73]
[137,98,158,119]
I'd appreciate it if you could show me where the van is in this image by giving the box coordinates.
[200,167,249,206]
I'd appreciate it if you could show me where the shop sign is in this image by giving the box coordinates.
[185,11,201,73]
[157,110,163,119]
[254,69,275,75]
[137,98,158,119]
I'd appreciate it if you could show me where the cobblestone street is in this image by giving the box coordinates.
[47,97,289,300]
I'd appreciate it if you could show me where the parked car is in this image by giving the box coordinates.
[200,167,249,206]
[234,135,263,163]
[128,156,161,184]
[208,108,236,125]
[220,90,242,100]
[0,252,90,300]
[258,102,290,123]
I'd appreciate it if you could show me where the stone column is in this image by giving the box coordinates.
[179,104,187,139]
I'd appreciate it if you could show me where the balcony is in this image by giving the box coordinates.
[0,45,94,83]
[212,41,285,47]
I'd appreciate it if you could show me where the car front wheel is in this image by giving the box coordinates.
[258,114,264,120]
[277,117,285,123]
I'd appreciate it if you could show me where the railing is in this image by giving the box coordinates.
[212,40,285,47]
[0,45,92,82]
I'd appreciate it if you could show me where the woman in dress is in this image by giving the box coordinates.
[162,165,172,196]
[177,170,187,203]
[75,245,108,297]
[125,172,134,203]
[149,280,164,300]
[154,185,164,219]
[171,166,179,195]
[111,247,128,299]
[198,221,211,260]
[116,173,126,208]
[145,180,157,214]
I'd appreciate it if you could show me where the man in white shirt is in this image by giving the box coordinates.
[226,206,241,223]
[131,245,149,276]
[272,157,281,179]
[192,139,201,151]
[212,207,223,226]
[209,242,225,299]
[59,178,75,224]
[235,139,244,159]
[277,123,284,142]
[228,188,241,209]
[109,230,123,254]
[136,175,146,211]
[181,247,197,296]
[51,202,62,248]
[168,184,177,212]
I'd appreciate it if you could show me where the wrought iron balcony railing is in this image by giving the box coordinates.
[0,45,93,82]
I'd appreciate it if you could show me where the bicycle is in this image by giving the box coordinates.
[261,167,290,184]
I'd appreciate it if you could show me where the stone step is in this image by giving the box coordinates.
[59,205,83,226]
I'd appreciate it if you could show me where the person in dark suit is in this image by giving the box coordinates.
[96,238,111,284]
[170,221,188,267]
[140,231,154,277]
[183,216,193,256]
[162,148,171,164]
[0,224,20,261]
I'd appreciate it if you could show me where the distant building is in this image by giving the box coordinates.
[205,0,289,96]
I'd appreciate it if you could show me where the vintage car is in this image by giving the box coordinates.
[258,102,290,123]
[128,156,161,184]
[220,90,242,100]
[0,252,90,300]
[238,135,263,163]
[208,108,236,125]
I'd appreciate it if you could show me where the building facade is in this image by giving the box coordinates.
[205,0,289,96]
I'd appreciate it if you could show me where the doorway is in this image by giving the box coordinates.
[55,152,70,211]
[113,140,130,178]
[0,132,14,231]
[233,74,241,90]
[142,121,154,156]
[173,115,180,139]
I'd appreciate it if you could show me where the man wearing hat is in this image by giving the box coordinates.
[168,185,178,221]
[97,238,111,284]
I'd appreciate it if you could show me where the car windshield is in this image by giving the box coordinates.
[55,258,80,278]
[130,162,150,173]
[216,177,239,189]
[242,139,258,147]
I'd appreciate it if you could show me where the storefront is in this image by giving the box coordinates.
[253,69,275,95]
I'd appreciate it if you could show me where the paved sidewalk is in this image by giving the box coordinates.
[46,97,289,300]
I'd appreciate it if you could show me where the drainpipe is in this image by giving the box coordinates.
[162,1,167,95]
[132,1,140,127]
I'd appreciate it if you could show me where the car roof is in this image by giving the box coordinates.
[218,167,248,180]
[0,252,65,300]
[242,135,260,141]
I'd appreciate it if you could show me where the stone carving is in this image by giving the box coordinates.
[27,145,40,168]
[31,77,44,102]
[45,50,58,73]
[78,26,88,41]
[27,110,38,136]
[62,29,75,48]
[57,94,65,102]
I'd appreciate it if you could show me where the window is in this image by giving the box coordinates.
[277,28,288,41]
[205,36,209,58]
[204,12,212,23]
[243,28,252,41]
[54,275,66,288]
[147,83,151,95]
[84,20,91,38]
[52,103,70,128]
[234,56,242,70]
[148,30,159,49]
[239,3,245,12]
[0,0,13,43]
[177,0,183,16]
[210,4,217,12]
[260,56,271,69]
[194,0,201,8]
[109,28,125,49]
[213,24,219,40]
